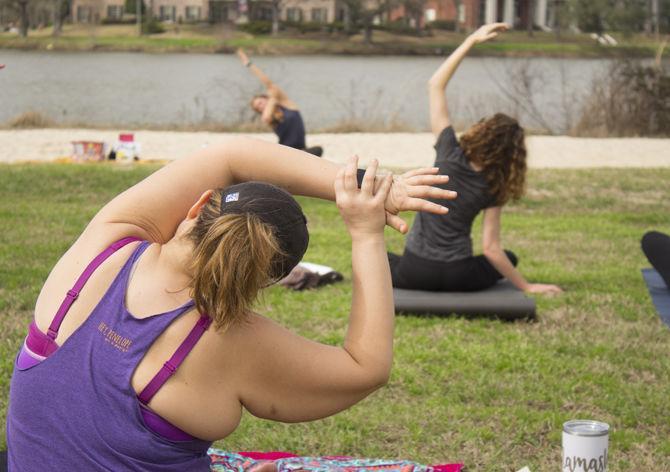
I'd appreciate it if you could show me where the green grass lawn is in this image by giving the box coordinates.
[1,163,669,470]
[0,25,659,57]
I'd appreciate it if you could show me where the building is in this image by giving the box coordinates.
[282,0,348,23]
[390,0,552,32]
[70,0,554,30]
[480,0,552,31]
[153,0,209,22]
[208,0,348,24]
[71,0,209,23]
[71,0,125,23]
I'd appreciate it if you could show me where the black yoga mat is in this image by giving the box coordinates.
[0,450,7,472]
[642,268,670,328]
[394,280,536,320]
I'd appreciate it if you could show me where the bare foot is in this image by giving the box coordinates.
[248,461,277,472]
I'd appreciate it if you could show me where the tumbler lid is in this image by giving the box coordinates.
[563,420,610,437]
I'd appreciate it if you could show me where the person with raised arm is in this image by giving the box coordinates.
[387,23,562,295]
[7,138,454,470]
[237,48,323,157]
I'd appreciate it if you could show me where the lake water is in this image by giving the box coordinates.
[0,50,614,133]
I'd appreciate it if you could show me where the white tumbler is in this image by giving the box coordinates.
[562,420,609,472]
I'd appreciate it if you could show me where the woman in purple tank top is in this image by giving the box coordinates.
[7,136,455,470]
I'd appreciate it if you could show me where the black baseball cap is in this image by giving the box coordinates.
[219,181,309,281]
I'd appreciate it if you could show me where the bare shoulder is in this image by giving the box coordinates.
[33,222,143,329]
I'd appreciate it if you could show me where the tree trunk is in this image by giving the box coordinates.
[527,0,535,37]
[651,0,659,39]
[19,0,29,37]
[137,0,143,36]
[553,0,561,40]
[271,1,279,36]
[363,18,372,44]
[454,0,462,33]
[344,5,351,34]
[52,0,62,36]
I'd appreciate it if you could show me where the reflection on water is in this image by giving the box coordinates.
[0,50,611,132]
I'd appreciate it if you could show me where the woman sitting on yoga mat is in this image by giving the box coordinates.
[237,49,323,157]
[388,23,562,295]
[7,138,453,470]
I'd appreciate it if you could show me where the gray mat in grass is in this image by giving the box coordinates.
[642,268,670,328]
[394,280,536,320]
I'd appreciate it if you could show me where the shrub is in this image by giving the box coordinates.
[238,20,272,35]
[575,60,670,137]
[7,111,54,128]
[297,21,324,33]
[101,17,136,25]
[142,17,165,34]
[373,19,418,36]
[327,21,345,33]
[429,19,456,31]
[282,20,345,34]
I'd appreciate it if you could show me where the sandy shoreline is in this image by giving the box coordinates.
[2,129,670,168]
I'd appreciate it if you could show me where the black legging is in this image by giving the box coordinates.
[388,249,518,292]
[304,146,323,157]
[642,231,670,289]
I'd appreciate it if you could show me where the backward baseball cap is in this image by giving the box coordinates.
[219,181,309,280]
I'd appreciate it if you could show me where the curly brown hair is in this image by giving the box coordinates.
[459,113,527,206]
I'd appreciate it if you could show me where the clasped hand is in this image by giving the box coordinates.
[335,156,457,238]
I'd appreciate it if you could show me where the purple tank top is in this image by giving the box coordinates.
[7,241,213,471]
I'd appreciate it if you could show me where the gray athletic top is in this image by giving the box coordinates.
[405,127,496,262]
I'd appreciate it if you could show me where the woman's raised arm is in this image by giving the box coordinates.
[428,22,508,137]
[90,137,456,244]
[231,157,397,423]
[237,48,289,101]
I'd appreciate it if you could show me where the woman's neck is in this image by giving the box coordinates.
[150,236,194,295]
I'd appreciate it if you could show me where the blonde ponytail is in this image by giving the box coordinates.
[188,192,282,330]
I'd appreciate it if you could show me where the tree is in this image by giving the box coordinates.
[0,0,31,37]
[403,0,426,34]
[125,0,145,35]
[124,0,145,14]
[451,0,463,32]
[551,0,570,40]
[17,0,29,36]
[527,0,535,36]
[343,0,396,44]
[52,0,69,37]
[572,0,648,37]
[270,0,281,36]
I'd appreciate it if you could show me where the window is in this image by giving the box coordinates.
[185,6,201,21]
[209,3,228,23]
[159,5,176,21]
[337,7,346,22]
[458,4,465,23]
[311,7,327,23]
[255,6,273,21]
[424,8,436,22]
[106,5,124,20]
[77,6,92,22]
[286,7,302,22]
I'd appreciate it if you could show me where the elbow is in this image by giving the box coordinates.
[369,368,391,390]
[482,245,500,260]
[360,363,392,393]
[267,85,280,98]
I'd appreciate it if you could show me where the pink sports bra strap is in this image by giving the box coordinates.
[138,314,212,405]
[46,237,142,340]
